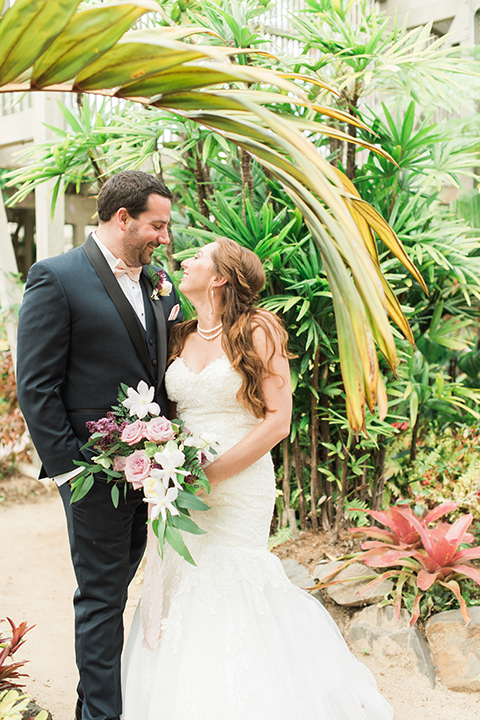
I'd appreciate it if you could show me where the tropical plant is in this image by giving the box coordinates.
[0,689,47,720]
[384,423,480,513]
[0,351,29,477]
[0,618,32,692]
[0,619,47,720]
[352,502,480,625]
[0,0,428,432]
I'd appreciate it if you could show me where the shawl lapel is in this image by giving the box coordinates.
[142,266,167,394]
[82,235,155,381]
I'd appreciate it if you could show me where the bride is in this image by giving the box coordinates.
[121,237,393,719]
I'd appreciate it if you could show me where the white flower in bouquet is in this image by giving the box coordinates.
[153,440,191,489]
[143,478,180,523]
[184,431,217,462]
[122,380,160,419]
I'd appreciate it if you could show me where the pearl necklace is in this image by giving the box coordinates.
[197,322,223,341]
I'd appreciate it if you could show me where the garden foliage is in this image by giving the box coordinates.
[2,0,480,552]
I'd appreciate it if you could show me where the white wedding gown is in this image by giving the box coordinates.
[121,356,393,719]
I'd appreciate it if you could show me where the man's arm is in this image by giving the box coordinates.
[16,261,84,478]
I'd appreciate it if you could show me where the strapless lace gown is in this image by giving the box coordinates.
[121,356,393,720]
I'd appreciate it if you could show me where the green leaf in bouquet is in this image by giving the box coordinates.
[103,468,124,479]
[165,525,195,566]
[70,472,94,503]
[72,459,94,468]
[144,441,158,457]
[152,516,166,557]
[170,513,207,535]
[176,489,210,512]
[78,436,100,450]
[111,483,120,508]
[89,432,106,440]
[102,441,123,456]
[119,382,130,399]
[198,477,211,494]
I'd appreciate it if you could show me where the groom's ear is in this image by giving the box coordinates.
[116,207,130,231]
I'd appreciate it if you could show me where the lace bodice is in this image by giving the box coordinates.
[166,355,263,452]
[164,355,277,550]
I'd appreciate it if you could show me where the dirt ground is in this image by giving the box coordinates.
[1,474,480,719]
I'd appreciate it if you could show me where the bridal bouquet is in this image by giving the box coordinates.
[70,381,217,565]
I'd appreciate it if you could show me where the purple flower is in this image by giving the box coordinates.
[86,413,123,450]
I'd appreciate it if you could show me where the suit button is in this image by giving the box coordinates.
[149,338,154,345]
[152,359,157,365]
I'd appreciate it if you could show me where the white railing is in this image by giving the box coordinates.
[0,92,33,116]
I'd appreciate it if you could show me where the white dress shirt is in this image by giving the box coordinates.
[53,233,147,486]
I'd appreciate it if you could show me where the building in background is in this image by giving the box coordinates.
[379,0,479,46]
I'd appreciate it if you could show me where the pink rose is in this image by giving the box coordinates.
[145,417,175,443]
[121,420,147,446]
[113,456,127,473]
[124,450,151,490]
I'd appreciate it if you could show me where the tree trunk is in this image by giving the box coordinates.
[345,87,359,181]
[359,460,368,503]
[281,437,291,528]
[346,120,357,181]
[373,436,387,510]
[240,148,254,223]
[293,434,308,529]
[410,417,420,463]
[194,144,210,221]
[318,352,331,529]
[334,438,355,536]
[310,347,320,531]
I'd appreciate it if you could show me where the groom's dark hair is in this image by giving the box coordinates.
[97,170,173,222]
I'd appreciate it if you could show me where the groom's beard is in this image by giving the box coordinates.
[122,223,156,267]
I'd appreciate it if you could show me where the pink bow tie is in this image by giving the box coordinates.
[113,258,142,283]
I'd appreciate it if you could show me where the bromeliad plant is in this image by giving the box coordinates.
[0,618,47,720]
[352,502,480,625]
[0,618,32,692]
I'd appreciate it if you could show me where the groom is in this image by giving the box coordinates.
[16,171,181,720]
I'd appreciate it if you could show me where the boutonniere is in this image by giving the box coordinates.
[147,265,172,300]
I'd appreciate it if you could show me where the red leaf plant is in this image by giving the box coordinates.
[351,502,480,626]
[0,617,33,691]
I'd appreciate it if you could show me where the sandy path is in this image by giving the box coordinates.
[1,491,480,719]
[0,490,142,720]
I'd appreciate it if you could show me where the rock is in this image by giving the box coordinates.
[23,699,52,719]
[348,605,436,687]
[313,560,394,607]
[425,607,480,691]
[281,558,315,589]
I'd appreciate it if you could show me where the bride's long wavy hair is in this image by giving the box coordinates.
[168,237,289,418]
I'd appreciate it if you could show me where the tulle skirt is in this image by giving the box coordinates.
[121,549,393,720]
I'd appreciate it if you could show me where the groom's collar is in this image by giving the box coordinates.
[91,231,119,275]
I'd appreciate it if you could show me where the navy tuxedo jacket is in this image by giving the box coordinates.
[16,234,181,479]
